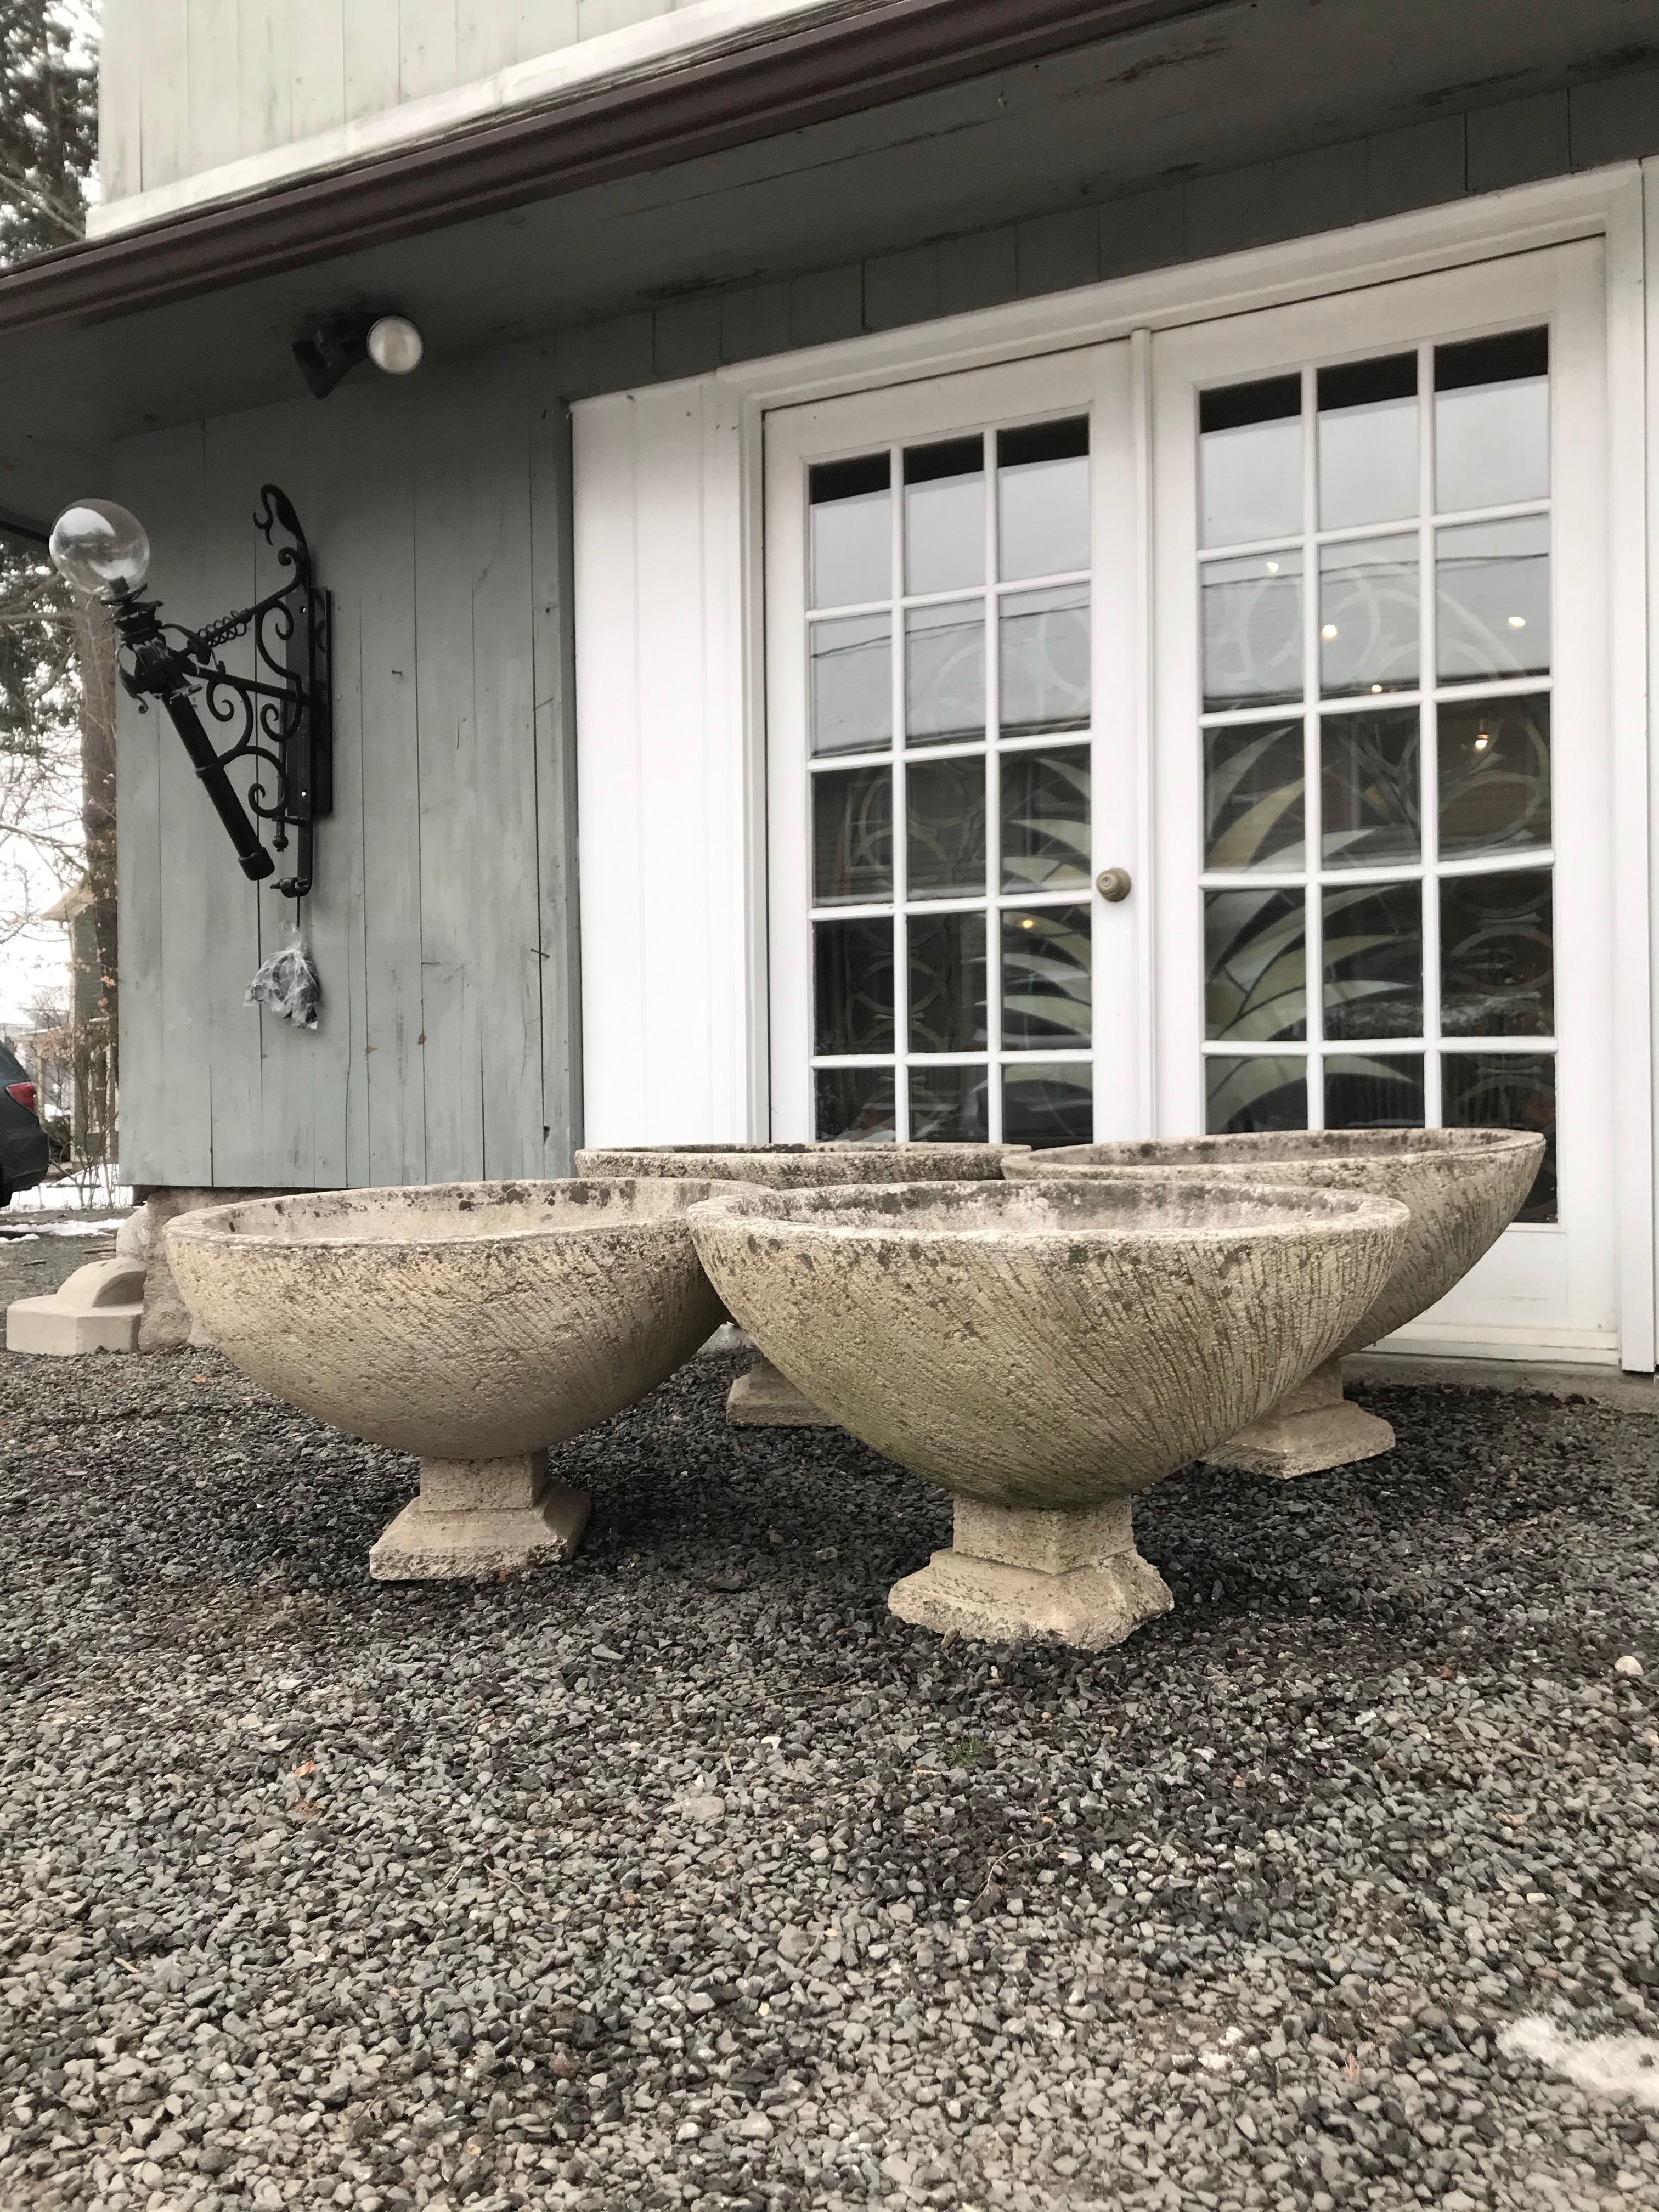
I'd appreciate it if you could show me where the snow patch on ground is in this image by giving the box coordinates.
[1499,2016,1659,2107]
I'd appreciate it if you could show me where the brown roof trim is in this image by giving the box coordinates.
[0,0,1231,339]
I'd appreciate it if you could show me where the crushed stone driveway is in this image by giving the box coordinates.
[0,1345,1656,2211]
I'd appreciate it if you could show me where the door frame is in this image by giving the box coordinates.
[573,161,1653,1364]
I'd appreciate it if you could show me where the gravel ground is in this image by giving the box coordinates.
[0,1220,121,1307]
[1,1345,1657,2212]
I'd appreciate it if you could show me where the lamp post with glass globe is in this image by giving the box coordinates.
[48,486,332,897]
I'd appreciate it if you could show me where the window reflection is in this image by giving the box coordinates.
[1205,1054,1308,1135]
[809,454,890,608]
[1319,535,1418,698]
[1317,354,1417,530]
[1437,516,1550,684]
[812,766,893,905]
[810,614,891,756]
[1201,551,1302,710]
[905,438,984,596]
[1435,328,1549,514]
[997,418,1090,581]
[1199,375,1301,549]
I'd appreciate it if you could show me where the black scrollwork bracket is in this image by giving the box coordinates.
[108,486,332,899]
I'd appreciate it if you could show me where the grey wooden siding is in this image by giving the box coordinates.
[116,348,579,1190]
[538,66,1659,404]
[100,0,696,203]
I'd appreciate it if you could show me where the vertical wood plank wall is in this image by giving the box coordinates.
[99,0,675,201]
[115,349,580,1190]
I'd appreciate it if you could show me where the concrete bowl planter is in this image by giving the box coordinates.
[575,1144,1027,1426]
[689,1176,1406,1650]
[168,1180,724,1580]
[1007,1128,1543,1475]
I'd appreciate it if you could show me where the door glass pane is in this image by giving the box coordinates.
[810,455,891,608]
[1319,534,1418,698]
[812,766,892,906]
[905,600,984,744]
[1322,880,1423,1041]
[905,438,984,596]
[1317,354,1418,530]
[1436,516,1550,684]
[1438,694,1551,860]
[1442,1051,1556,1221]
[1321,707,1420,869]
[814,917,894,1053]
[1003,904,1092,1047]
[1435,328,1549,514]
[1325,1052,1425,1128]
[1201,551,1302,710]
[1440,870,1554,1037]
[1003,1062,1093,1148]
[1205,1054,1308,1134]
[1205,888,1307,1041]
[1199,376,1301,548]
[910,1064,989,1143]
[810,614,891,756]
[1204,720,1305,872]
[907,755,986,898]
[1000,584,1090,733]
[997,418,1090,580]
[1001,746,1092,890]
[910,911,988,1052]
[815,1065,896,1143]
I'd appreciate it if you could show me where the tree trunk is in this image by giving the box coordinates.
[71,589,117,1158]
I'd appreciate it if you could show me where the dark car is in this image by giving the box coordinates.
[0,1037,51,1203]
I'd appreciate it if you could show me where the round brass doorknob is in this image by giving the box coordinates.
[1095,867,1132,902]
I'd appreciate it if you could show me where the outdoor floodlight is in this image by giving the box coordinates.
[49,487,333,899]
[292,307,425,398]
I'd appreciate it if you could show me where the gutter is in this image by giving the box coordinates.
[0,0,1232,340]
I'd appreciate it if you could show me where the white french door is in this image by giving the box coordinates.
[761,241,1623,1362]
[1151,244,1617,1359]
[764,348,1146,1148]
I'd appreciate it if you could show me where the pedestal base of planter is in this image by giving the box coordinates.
[368,1452,590,1581]
[888,1496,1172,1650]
[726,1357,837,1427]
[1204,1357,1395,1479]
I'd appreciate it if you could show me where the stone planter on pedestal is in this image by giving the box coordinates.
[1006,1128,1543,1475]
[689,1177,1406,1649]
[575,1144,1026,1426]
[168,1180,724,1579]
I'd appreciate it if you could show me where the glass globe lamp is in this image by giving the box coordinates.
[48,499,151,600]
[366,316,424,376]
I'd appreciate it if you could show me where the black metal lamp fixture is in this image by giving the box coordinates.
[48,487,332,899]
[292,308,425,399]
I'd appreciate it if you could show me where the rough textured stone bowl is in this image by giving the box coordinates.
[576,1144,1028,1425]
[1007,1128,1543,1475]
[689,1177,1407,1649]
[168,1180,724,1580]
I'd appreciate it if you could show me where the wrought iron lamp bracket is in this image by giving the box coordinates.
[109,485,332,899]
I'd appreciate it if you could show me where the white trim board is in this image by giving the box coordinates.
[572,164,1657,1367]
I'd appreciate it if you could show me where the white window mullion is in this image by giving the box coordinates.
[1419,337,1443,1131]
[984,425,1005,1143]
[889,441,909,1141]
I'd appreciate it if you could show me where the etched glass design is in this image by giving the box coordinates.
[1001,747,1092,891]
[907,756,986,898]
[1000,584,1090,734]
[810,614,890,757]
[1201,551,1302,710]
[805,415,1094,1142]
[1198,335,1556,1213]
[1320,708,1419,870]
[906,600,984,744]
[812,766,892,906]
